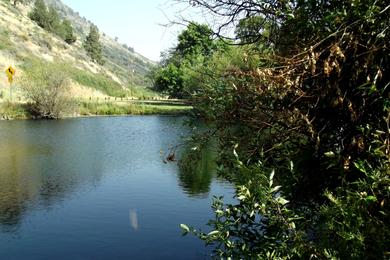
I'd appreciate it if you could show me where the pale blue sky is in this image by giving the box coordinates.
[61,0,203,61]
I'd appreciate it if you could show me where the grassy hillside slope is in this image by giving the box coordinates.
[0,0,156,100]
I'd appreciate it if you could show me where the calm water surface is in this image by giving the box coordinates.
[0,116,234,259]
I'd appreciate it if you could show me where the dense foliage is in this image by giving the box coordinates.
[29,0,76,44]
[171,0,390,258]
[83,25,105,65]
[150,23,222,98]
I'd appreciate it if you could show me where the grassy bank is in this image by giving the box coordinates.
[78,101,193,116]
[0,101,192,120]
[0,102,31,119]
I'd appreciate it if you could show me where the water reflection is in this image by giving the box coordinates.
[0,120,107,230]
[0,117,235,259]
[0,116,204,231]
[177,141,217,198]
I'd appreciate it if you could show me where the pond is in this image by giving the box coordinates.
[0,116,235,259]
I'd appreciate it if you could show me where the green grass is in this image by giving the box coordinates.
[21,57,128,97]
[0,101,192,119]
[78,101,192,116]
[0,102,31,119]
[69,68,128,97]
[20,56,158,98]
[129,85,159,99]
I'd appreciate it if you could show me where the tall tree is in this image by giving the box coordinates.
[83,25,104,65]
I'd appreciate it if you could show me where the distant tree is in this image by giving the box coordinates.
[151,23,219,98]
[29,0,76,45]
[29,0,49,28]
[115,36,118,42]
[152,63,184,98]
[46,5,60,32]
[83,25,105,65]
[59,19,76,44]
[235,16,271,45]
[13,0,25,6]
[176,23,215,58]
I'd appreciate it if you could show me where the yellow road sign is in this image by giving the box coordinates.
[5,66,15,84]
[6,66,15,76]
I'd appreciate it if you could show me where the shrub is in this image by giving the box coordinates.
[19,62,71,119]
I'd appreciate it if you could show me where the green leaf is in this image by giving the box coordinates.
[277,197,289,205]
[238,195,246,201]
[325,192,339,205]
[271,186,282,193]
[180,224,190,233]
[353,161,367,174]
[233,149,238,158]
[270,170,275,187]
[324,151,335,157]
[366,196,377,202]
[208,230,220,236]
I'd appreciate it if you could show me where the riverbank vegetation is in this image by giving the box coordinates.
[0,58,191,119]
[151,0,390,258]
[78,101,192,116]
[0,100,192,119]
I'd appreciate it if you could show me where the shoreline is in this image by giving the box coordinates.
[0,101,193,120]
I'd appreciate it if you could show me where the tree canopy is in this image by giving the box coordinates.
[150,22,223,98]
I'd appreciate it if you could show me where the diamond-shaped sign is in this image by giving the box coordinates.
[5,66,15,84]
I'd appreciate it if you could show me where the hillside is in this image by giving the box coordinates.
[0,0,156,99]
[43,0,155,85]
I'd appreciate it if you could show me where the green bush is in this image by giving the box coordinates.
[19,62,72,119]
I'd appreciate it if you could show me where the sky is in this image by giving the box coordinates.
[61,0,203,62]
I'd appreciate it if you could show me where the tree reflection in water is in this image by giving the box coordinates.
[178,140,217,198]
